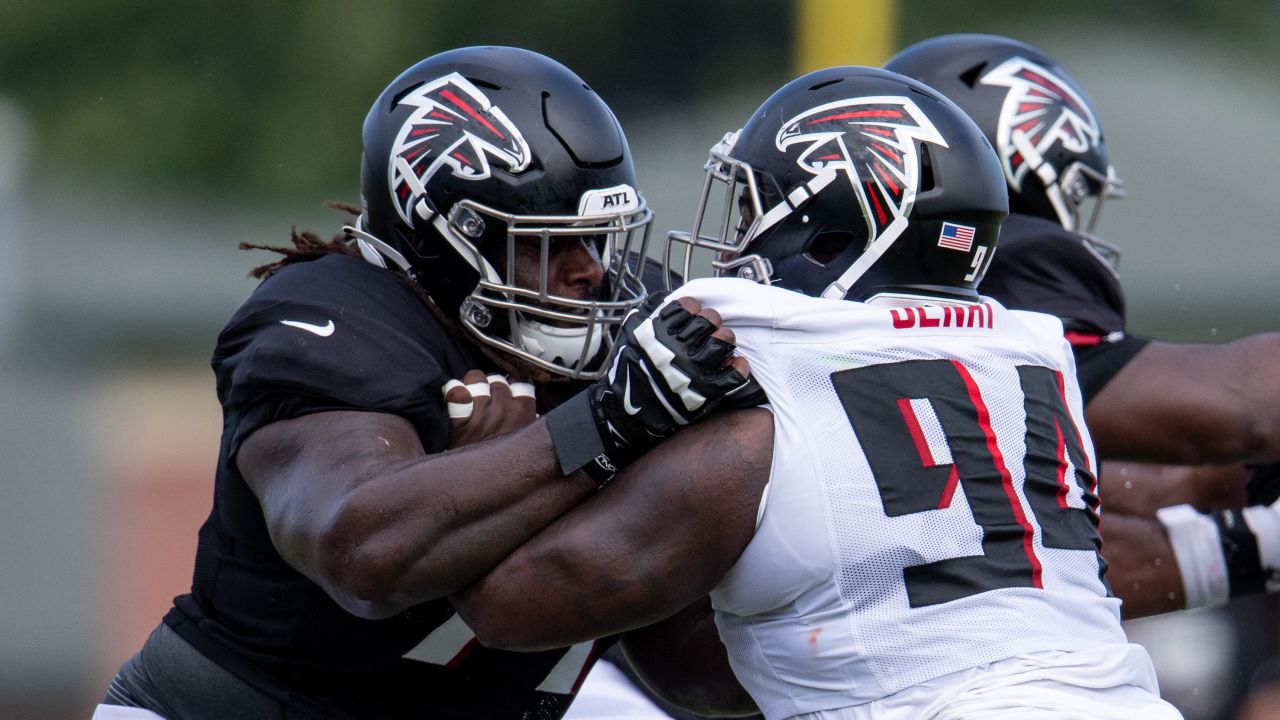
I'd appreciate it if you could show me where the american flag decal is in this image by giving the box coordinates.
[937,222,975,252]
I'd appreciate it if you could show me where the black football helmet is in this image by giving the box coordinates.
[350,46,652,379]
[885,34,1124,268]
[666,66,1007,302]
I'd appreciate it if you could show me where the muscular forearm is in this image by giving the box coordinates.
[1101,513,1184,619]
[1087,335,1280,464]
[1101,462,1247,518]
[1101,461,1258,619]
[242,411,597,618]
[335,421,599,614]
[452,409,773,650]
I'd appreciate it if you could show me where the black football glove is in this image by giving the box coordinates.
[1247,462,1280,506]
[545,294,766,485]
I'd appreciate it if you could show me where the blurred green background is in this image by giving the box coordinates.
[1,2,1277,719]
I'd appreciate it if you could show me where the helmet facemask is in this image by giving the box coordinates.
[667,87,968,302]
[665,131,778,289]
[666,131,883,297]
[454,194,653,379]
[355,48,656,380]
[1009,127,1125,270]
[351,190,652,380]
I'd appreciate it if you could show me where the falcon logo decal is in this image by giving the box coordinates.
[980,57,1100,192]
[388,72,531,227]
[773,96,947,242]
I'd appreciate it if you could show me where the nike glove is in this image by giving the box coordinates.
[545,295,765,485]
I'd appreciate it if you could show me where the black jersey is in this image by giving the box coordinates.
[980,214,1150,402]
[164,253,605,719]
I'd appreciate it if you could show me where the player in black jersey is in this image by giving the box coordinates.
[94,46,761,720]
[885,34,1280,618]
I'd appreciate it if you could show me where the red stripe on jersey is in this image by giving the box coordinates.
[569,640,608,694]
[1064,330,1105,347]
[1054,370,1095,492]
[951,360,1043,588]
[939,466,960,510]
[1054,419,1070,509]
[445,637,479,668]
[897,398,936,467]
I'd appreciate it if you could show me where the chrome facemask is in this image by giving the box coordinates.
[350,193,653,380]
[664,131,776,289]
[1010,128,1125,270]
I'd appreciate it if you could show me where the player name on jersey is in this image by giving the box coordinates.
[889,302,994,330]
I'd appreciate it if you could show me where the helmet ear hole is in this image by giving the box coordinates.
[919,144,936,193]
[806,231,856,265]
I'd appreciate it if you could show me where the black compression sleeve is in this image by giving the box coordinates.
[1073,334,1151,403]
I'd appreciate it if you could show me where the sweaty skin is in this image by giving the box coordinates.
[1101,462,1250,619]
[1086,336,1280,464]
[451,405,773,715]
[452,407,774,650]
[236,239,746,620]
[1081,336,1280,618]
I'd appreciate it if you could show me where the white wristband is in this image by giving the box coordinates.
[1156,504,1229,609]
[1242,503,1280,573]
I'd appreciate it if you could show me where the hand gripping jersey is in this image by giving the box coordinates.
[670,278,1158,719]
[164,253,605,719]
[978,214,1149,401]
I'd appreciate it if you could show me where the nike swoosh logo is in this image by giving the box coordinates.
[622,370,641,415]
[280,319,335,337]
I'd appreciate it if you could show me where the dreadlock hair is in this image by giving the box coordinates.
[239,201,564,394]
[240,201,363,279]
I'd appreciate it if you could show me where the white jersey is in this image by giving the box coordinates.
[669,278,1154,720]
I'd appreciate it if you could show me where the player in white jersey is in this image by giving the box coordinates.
[453,66,1182,719]
[663,277,1160,719]
[661,64,1179,720]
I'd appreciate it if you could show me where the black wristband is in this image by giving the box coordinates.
[1213,509,1269,598]
[544,391,615,486]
